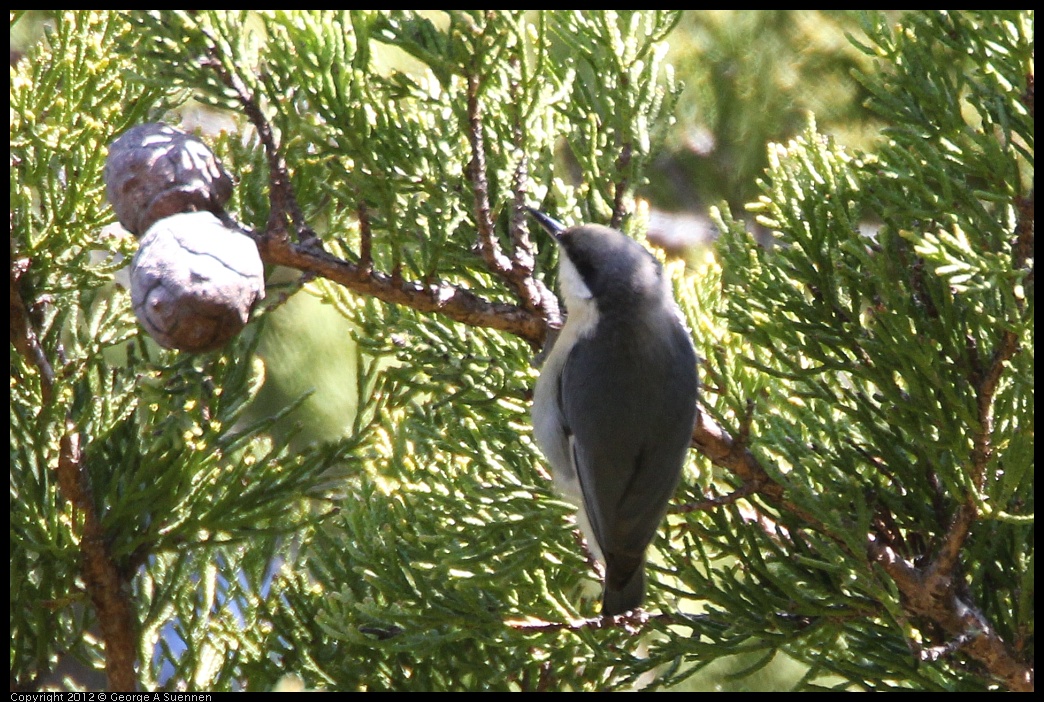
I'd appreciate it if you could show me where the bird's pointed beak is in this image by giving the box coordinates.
[527,207,566,239]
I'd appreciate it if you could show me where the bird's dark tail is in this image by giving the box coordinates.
[602,556,645,617]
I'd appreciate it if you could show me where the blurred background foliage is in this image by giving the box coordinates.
[652,11,883,212]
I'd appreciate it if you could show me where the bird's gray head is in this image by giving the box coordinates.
[529,209,667,311]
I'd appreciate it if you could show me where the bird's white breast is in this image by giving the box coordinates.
[532,254,600,501]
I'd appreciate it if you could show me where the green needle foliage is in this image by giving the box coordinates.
[10,11,347,692]
[10,10,1032,693]
[711,10,1032,691]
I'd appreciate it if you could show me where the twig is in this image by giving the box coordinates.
[690,410,779,504]
[868,539,1032,691]
[251,230,547,345]
[507,54,538,293]
[466,68,557,320]
[200,39,313,245]
[58,429,138,692]
[673,482,755,514]
[11,254,138,691]
[610,142,632,230]
[10,254,54,403]
[466,72,511,276]
[694,407,1033,691]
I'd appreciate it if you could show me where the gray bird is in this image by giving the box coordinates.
[529,209,699,617]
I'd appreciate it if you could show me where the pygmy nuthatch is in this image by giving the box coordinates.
[529,209,699,617]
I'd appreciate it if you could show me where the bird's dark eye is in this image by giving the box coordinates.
[571,257,598,288]
[561,238,598,287]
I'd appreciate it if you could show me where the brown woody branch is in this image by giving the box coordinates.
[10,253,53,402]
[673,481,756,514]
[690,406,1031,691]
[466,72,511,277]
[253,231,548,346]
[200,35,312,247]
[869,539,1032,691]
[466,69,555,320]
[10,249,138,692]
[610,142,632,231]
[57,429,138,692]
